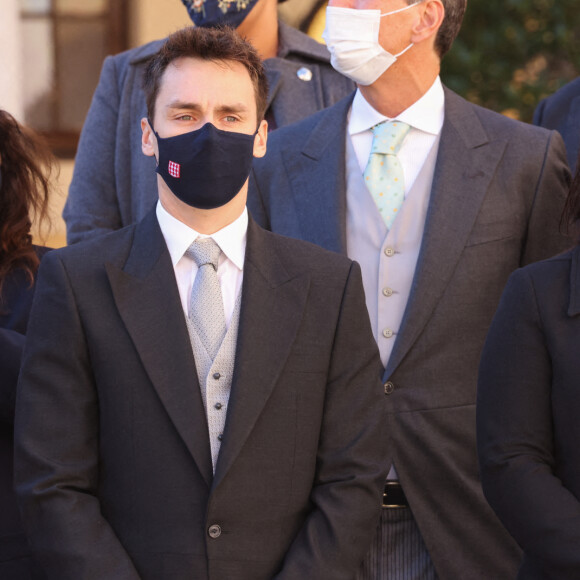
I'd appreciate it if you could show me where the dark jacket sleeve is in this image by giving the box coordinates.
[0,328,25,426]
[14,251,141,579]
[63,55,125,244]
[477,266,580,577]
[275,261,388,579]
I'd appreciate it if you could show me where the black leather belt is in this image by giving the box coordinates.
[382,481,409,508]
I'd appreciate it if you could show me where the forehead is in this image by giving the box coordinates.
[157,57,256,107]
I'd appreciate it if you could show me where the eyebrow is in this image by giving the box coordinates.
[166,100,251,115]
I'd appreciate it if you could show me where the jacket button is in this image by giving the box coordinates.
[213,372,221,380]
[384,381,395,395]
[208,524,221,539]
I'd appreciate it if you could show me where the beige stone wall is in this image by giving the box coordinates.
[129,0,192,48]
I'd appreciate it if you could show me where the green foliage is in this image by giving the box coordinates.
[441,0,580,121]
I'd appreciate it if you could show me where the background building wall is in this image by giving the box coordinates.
[0,0,24,120]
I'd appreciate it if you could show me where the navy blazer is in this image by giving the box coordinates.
[533,76,580,172]
[63,22,354,245]
[478,245,580,579]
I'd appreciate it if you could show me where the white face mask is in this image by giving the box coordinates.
[322,2,421,86]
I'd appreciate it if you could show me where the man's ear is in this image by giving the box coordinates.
[410,0,445,45]
[141,117,157,158]
[253,119,268,159]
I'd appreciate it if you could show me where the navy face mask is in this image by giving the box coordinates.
[152,121,257,210]
[181,0,259,29]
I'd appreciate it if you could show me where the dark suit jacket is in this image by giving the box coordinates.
[533,76,580,172]
[1,249,49,579]
[478,245,580,579]
[63,21,354,245]
[248,87,572,579]
[14,212,387,580]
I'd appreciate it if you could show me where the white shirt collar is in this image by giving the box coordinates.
[348,76,445,137]
[156,200,247,271]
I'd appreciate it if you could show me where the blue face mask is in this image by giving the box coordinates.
[152,121,256,210]
[181,0,259,28]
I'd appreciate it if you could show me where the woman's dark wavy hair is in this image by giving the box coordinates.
[0,109,54,295]
[561,147,580,243]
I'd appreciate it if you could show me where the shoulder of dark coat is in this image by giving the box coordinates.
[540,76,580,112]
[444,86,555,145]
[277,20,331,64]
[256,91,352,157]
[115,38,168,66]
[510,246,575,286]
[261,226,353,279]
[44,224,138,273]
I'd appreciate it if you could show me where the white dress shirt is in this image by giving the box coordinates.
[156,201,247,328]
[348,76,445,194]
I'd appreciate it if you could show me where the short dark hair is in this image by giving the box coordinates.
[407,0,467,58]
[143,26,268,125]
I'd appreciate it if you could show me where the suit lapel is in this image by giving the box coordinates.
[280,94,354,254]
[264,66,282,113]
[213,218,310,488]
[106,210,213,487]
[566,96,580,170]
[568,245,580,316]
[385,89,507,378]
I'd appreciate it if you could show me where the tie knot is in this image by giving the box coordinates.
[186,238,221,270]
[370,121,411,155]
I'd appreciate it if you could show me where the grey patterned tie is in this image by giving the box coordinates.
[186,238,226,360]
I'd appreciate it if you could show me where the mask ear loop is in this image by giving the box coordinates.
[380,1,424,57]
[394,42,414,58]
[146,118,162,167]
[380,0,424,18]
[147,118,159,138]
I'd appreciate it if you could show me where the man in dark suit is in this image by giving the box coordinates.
[62,0,354,245]
[534,76,580,173]
[15,27,387,580]
[248,0,572,578]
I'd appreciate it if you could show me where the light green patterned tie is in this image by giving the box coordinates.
[363,120,411,229]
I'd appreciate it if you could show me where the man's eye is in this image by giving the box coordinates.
[178,114,194,121]
[224,116,238,123]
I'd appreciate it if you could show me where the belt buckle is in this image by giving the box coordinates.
[382,481,408,509]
